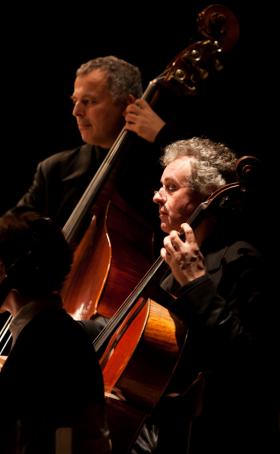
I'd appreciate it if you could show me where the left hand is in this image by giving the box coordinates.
[124,98,166,142]
[161,223,206,286]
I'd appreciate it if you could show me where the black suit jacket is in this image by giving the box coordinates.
[14,137,163,230]
[153,218,279,454]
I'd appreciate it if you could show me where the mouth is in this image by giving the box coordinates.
[77,123,91,130]
[159,210,167,219]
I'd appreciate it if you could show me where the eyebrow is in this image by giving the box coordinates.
[162,176,181,185]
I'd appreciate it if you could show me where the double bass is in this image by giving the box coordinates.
[61,3,240,323]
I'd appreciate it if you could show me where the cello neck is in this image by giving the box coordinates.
[93,254,164,356]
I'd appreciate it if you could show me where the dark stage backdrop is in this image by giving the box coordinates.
[0,1,274,215]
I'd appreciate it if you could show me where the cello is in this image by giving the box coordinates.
[97,154,262,453]
[61,3,240,323]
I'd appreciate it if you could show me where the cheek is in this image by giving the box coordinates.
[106,102,124,119]
[88,106,103,122]
[165,202,185,231]
[176,201,194,224]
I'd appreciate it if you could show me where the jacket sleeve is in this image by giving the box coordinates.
[14,162,48,215]
[167,249,265,370]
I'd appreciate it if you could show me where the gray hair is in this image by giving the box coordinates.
[76,55,143,104]
[162,137,237,198]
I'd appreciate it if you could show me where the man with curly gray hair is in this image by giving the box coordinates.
[131,137,278,454]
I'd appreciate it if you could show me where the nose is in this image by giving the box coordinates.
[153,187,166,204]
[72,101,83,117]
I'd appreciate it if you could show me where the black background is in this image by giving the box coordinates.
[0,1,274,215]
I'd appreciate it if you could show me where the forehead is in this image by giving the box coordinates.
[162,157,192,181]
[73,69,109,94]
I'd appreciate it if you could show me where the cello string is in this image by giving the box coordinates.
[0,313,13,341]
[0,313,13,354]
[0,331,12,355]
[93,255,165,353]
[94,197,211,352]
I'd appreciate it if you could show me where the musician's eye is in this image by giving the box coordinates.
[70,97,98,107]
[154,182,188,197]
[164,184,178,193]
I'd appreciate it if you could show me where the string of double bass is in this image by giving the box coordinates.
[63,74,166,245]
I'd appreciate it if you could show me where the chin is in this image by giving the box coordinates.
[160,223,170,234]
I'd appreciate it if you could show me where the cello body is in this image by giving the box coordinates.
[101,297,188,453]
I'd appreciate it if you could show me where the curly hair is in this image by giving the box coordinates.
[161,137,237,198]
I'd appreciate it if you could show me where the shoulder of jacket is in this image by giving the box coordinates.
[39,144,91,168]
[223,240,261,264]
